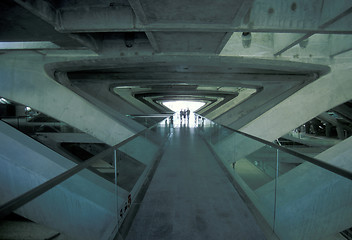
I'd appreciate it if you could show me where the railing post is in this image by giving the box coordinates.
[273,148,279,233]
[114,149,119,224]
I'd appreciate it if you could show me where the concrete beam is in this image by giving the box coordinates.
[141,97,171,113]
[329,34,352,58]
[197,99,222,115]
[318,112,352,139]
[272,2,352,56]
[333,104,352,121]
[240,0,352,33]
[199,97,234,116]
[273,33,312,56]
[14,0,57,25]
[142,92,226,114]
[69,72,313,83]
[215,1,254,54]
[127,0,148,24]
[56,6,135,32]
[255,136,352,239]
[35,133,104,143]
[145,31,160,52]
[0,121,129,239]
[112,88,159,114]
[98,36,155,56]
[206,89,256,120]
[320,1,352,31]
[240,62,352,142]
[317,112,340,126]
[13,1,107,53]
[215,32,233,54]
[68,33,102,53]
[214,81,303,129]
[41,0,352,34]
[0,53,136,146]
[57,80,146,133]
[48,55,329,78]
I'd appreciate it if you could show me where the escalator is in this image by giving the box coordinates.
[0,114,171,239]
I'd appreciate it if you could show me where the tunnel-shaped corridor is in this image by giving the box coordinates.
[125,125,265,239]
[0,116,351,240]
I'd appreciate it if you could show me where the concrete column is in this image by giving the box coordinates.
[325,122,332,137]
[336,122,345,140]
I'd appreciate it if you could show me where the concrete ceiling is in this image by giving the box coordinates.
[1,0,351,130]
[44,55,328,128]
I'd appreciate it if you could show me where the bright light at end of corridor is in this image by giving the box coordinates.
[162,101,205,113]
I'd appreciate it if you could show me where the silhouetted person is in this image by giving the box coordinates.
[170,115,173,126]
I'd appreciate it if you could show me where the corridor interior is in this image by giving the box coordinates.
[125,119,266,239]
[0,111,351,240]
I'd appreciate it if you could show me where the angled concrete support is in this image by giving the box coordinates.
[0,53,136,146]
[0,121,129,239]
[240,62,352,142]
[329,34,352,58]
[255,137,352,240]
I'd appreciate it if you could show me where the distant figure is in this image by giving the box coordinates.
[198,116,202,126]
[170,115,173,125]
[180,110,184,123]
[186,108,190,122]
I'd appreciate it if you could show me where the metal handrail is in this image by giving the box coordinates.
[229,127,352,181]
[197,114,352,181]
[127,114,173,118]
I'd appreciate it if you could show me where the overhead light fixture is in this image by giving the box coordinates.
[124,33,135,48]
[299,38,309,48]
[0,41,59,50]
[0,98,10,104]
[242,32,252,48]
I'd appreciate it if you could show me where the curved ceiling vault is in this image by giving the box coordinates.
[48,55,330,129]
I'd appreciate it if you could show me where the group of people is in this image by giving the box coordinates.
[180,108,190,122]
[165,108,206,127]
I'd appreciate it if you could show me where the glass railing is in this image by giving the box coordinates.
[0,110,115,189]
[0,115,80,134]
[0,120,171,240]
[198,117,352,240]
[127,114,172,128]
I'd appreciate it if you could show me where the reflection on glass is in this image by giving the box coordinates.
[199,117,352,239]
[0,118,171,239]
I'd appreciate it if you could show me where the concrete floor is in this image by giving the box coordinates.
[0,220,73,240]
[126,124,266,240]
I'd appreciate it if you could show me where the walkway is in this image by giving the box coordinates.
[126,125,266,240]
